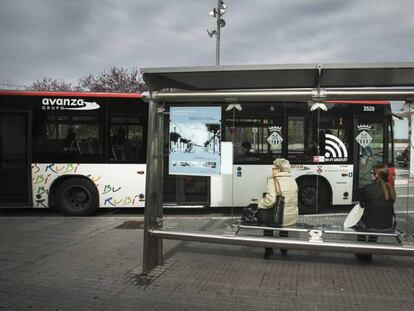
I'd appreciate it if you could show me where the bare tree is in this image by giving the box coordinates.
[27,78,79,92]
[79,66,147,93]
[27,66,147,93]
[205,124,221,153]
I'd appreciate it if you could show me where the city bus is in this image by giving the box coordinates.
[0,91,148,215]
[0,90,394,215]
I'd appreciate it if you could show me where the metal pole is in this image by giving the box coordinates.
[410,102,414,177]
[150,228,414,256]
[150,87,414,103]
[216,0,221,66]
[143,100,164,273]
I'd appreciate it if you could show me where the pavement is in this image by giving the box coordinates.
[2,213,414,311]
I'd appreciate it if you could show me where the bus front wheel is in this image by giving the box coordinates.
[55,178,99,216]
[298,178,330,215]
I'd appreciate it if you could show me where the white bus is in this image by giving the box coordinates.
[0,91,147,215]
[0,91,394,215]
[162,100,395,214]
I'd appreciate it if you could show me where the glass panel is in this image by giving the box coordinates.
[157,100,408,261]
[163,105,213,206]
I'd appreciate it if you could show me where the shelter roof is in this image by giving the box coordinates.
[142,62,414,91]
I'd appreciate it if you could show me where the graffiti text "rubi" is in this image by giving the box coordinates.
[104,195,139,207]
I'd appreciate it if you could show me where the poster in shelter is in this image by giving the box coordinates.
[169,107,221,176]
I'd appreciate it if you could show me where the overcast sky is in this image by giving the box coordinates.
[1,0,414,87]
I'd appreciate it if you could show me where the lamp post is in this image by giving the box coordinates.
[207,1,227,66]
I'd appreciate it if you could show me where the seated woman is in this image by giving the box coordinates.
[355,164,396,261]
[258,158,299,259]
[358,164,396,231]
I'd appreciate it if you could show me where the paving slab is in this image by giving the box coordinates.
[1,214,414,310]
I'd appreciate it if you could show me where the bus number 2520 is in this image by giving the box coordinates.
[363,106,375,112]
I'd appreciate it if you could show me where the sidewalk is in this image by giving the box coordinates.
[1,215,414,310]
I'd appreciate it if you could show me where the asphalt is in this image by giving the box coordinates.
[1,211,414,311]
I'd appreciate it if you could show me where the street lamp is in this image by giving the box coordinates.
[207,0,227,66]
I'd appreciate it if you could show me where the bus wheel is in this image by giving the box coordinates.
[298,179,330,215]
[55,178,99,216]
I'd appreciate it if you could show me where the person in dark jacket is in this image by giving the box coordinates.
[355,164,396,261]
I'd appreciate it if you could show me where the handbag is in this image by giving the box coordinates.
[241,204,259,225]
[344,203,364,228]
[258,177,285,227]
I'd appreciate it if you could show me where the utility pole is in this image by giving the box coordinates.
[207,1,227,66]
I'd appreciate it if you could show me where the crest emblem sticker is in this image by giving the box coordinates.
[356,125,373,148]
[267,126,283,147]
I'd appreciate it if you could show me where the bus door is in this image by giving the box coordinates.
[0,112,31,205]
[223,104,284,207]
[163,115,210,207]
[354,117,386,193]
[163,172,210,207]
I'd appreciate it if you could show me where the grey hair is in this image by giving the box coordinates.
[273,158,291,172]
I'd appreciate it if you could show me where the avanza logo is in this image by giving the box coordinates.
[41,98,100,111]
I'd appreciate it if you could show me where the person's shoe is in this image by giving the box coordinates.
[280,248,288,255]
[263,248,274,259]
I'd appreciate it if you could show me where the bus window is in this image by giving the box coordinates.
[224,118,282,164]
[226,123,261,163]
[109,117,144,163]
[288,116,315,163]
[33,114,102,163]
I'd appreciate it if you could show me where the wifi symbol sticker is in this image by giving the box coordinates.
[325,134,348,160]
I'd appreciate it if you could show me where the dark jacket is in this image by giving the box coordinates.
[359,183,394,230]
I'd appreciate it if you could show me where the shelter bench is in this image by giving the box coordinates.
[231,222,405,245]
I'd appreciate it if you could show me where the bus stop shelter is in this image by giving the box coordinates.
[141,63,414,273]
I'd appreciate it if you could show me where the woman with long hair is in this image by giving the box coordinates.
[358,164,396,230]
[356,164,396,261]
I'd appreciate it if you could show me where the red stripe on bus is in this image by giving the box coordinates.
[0,90,144,98]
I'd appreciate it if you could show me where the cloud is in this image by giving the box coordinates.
[1,0,414,85]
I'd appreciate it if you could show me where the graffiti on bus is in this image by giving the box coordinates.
[31,163,145,208]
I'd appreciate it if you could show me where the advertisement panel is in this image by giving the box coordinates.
[169,107,221,176]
